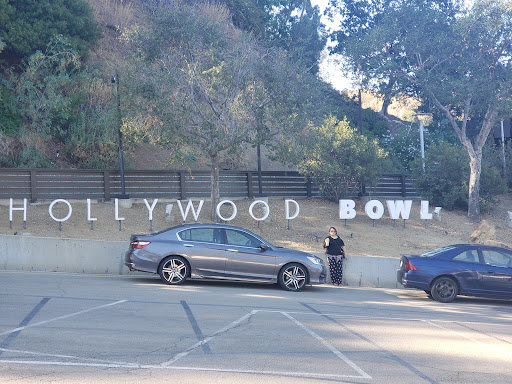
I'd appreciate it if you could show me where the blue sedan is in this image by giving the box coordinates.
[397,244,512,302]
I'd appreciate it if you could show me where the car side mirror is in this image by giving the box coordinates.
[259,243,269,251]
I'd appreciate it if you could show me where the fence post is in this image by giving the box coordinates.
[30,170,37,203]
[306,177,312,198]
[103,171,111,201]
[247,171,253,199]
[179,171,186,200]
[401,174,407,197]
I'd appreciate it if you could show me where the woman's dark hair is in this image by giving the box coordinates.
[329,227,337,235]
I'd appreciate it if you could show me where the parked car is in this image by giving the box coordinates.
[125,223,327,291]
[397,244,512,302]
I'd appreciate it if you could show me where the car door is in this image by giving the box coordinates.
[477,249,512,296]
[223,228,277,281]
[177,227,228,278]
[450,249,485,294]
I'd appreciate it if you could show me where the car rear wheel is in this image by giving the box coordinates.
[159,256,189,285]
[431,277,458,303]
[279,263,308,291]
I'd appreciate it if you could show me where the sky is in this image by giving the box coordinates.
[311,0,356,90]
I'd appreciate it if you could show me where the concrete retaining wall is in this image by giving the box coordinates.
[0,235,401,288]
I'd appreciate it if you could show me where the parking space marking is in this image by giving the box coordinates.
[2,303,511,380]
[282,311,371,379]
[0,297,50,356]
[424,320,512,358]
[299,302,438,384]
[0,359,370,378]
[181,300,211,354]
[0,300,127,337]
[160,309,257,367]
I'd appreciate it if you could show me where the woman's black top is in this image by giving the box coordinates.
[323,236,345,256]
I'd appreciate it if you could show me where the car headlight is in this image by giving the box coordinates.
[307,256,323,265]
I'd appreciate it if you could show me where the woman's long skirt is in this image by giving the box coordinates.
[327,255,344,285]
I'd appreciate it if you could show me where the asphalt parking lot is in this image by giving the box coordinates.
[1,271,511,383]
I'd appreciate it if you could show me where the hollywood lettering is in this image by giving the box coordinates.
[6,198,439,230]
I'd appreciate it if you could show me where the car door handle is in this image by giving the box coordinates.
[184,244,194,247]
[227,249,238,252]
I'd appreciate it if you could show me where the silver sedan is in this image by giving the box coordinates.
[125,223,327,291]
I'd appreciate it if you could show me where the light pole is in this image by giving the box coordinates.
[415,113,429,172]
[111,70,128,199]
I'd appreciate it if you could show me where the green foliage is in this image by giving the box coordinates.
[0,147,52,168]
[411,142,507,211]
[0,0,100,66]
[297,116,390,201]
[0,76,21,134]
[12,35,81,138]
[411,142,468,210]
[483,138,512,189]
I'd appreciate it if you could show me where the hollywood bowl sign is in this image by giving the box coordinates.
[5,198,439,230]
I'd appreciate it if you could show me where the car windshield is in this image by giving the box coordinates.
[421,245,457,257]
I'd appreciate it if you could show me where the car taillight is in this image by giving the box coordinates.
[405,259,418,271]
[131,240,151,249]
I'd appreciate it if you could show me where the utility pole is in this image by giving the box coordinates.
[415,113,429,172]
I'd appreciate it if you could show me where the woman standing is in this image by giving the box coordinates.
[323,227,346,286]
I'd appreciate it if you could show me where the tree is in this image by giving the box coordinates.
[326,0,457,115]
[9,36,81,138]
[297,116,390,201]
[330,0,512,222]
[127,2,300,219]
[0,0,100,66]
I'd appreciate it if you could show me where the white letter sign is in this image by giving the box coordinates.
[87,199,97,222]
[249,200,270,221]
[420,200,433,220]
[49,199,72,222]
[339,199,357,219]
[10,198,27,222]
[216,200,237,221]
[285,199,300,220]
[386,200,412,220]
[365,200,384,220]
[177,200,204,222]
[144,199,158,221]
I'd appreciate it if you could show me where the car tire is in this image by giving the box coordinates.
[158,256,189,285]
[430,276,458,303]
[278,263,308,291]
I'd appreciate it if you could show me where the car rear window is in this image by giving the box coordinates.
[421,246,456,257]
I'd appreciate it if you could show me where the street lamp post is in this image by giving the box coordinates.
[112,70,129,199]
[415,113,429,172]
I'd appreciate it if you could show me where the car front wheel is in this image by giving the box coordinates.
[279,263,308,291]
[431,277,458,303]
[159,256,189,285]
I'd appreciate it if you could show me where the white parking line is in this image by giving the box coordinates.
[424,320,512,358]
[0,300,127,337]
[160,310,258,367]
[282,311,372,379]
[0,359,370,378]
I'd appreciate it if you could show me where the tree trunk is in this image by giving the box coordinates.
[467,151,482,223]
[210,153,221,222]
[378,96,390,117]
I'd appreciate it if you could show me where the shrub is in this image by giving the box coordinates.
[297,116,391,201]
